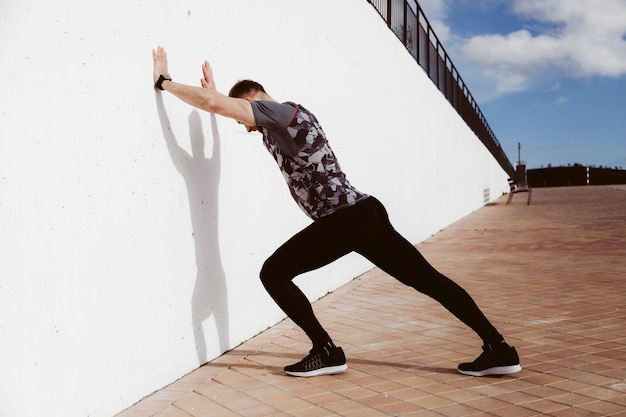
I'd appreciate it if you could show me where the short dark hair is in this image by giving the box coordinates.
[228,79,266,98]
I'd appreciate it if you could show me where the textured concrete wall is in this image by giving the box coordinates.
[0,1,509,416]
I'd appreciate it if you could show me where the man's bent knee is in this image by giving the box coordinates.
[259,256,288,292]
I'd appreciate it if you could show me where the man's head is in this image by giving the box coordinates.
[228,79,266,100]
[229,80,269,132]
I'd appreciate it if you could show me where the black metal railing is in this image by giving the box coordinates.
[367,0,514,177]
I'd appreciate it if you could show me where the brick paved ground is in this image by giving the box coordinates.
[117,186,626,417]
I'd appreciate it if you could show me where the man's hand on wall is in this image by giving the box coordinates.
[200,61,217,91]
[152,46,170,84]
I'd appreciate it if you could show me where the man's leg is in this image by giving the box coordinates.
[260,224,349,349]
[260,199,380,376]
[355,198,521,376]
[357,228,503,344]
[260,199,380,347]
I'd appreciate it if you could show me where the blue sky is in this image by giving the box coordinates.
[417,0,626,169]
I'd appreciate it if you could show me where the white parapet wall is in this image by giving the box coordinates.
[0,1,510,416]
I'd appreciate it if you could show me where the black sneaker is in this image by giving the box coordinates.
[458,343,522,376]
[284,346,348,377]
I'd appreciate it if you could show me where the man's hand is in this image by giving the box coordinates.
[149,47,255,126]
[152,46,170,84]
[200,61,216,90]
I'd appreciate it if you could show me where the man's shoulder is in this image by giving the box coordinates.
[252,100,299,127]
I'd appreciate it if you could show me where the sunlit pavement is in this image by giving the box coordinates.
[118,186,626,417]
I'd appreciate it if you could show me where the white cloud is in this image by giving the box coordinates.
[457,0,626,96]
[547,82,561,92]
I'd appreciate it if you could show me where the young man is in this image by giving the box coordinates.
[151,46,521,378]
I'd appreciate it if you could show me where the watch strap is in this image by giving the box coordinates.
[156,74,172,90]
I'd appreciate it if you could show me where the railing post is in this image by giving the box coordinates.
[415,3,420,65]
[403,1,408,45]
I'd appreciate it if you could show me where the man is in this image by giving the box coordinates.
[152,46,521,378]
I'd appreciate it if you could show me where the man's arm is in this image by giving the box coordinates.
[152,46,255,126]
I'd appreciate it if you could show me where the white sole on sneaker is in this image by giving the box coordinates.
[285,364,348,378]
[458,364,522,377]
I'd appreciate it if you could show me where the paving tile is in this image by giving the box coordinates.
[115,409,155,417]
[521,399,570,414]
[430,402,481,416]
[173,392,237,417]
[545,408,603,417]
[116,187,626,417]
[153,406,194,417]
[407,394,455,410]
[493,391,541,405]
[321,399,371,415]
[578,400,626,415]
[462,396,512,412]
[488,405,541,417]
[376,400,427,415]
[577,385,626,401]
[549,392,597,407]
[437,388,483,404]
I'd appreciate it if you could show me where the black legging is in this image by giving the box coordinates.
[260,196,502,349]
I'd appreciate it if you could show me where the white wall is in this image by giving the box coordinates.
[0,1,510,416]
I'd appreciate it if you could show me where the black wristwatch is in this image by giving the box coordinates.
[155,74,172,90]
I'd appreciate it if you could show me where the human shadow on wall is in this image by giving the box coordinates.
[155,93,229,364]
